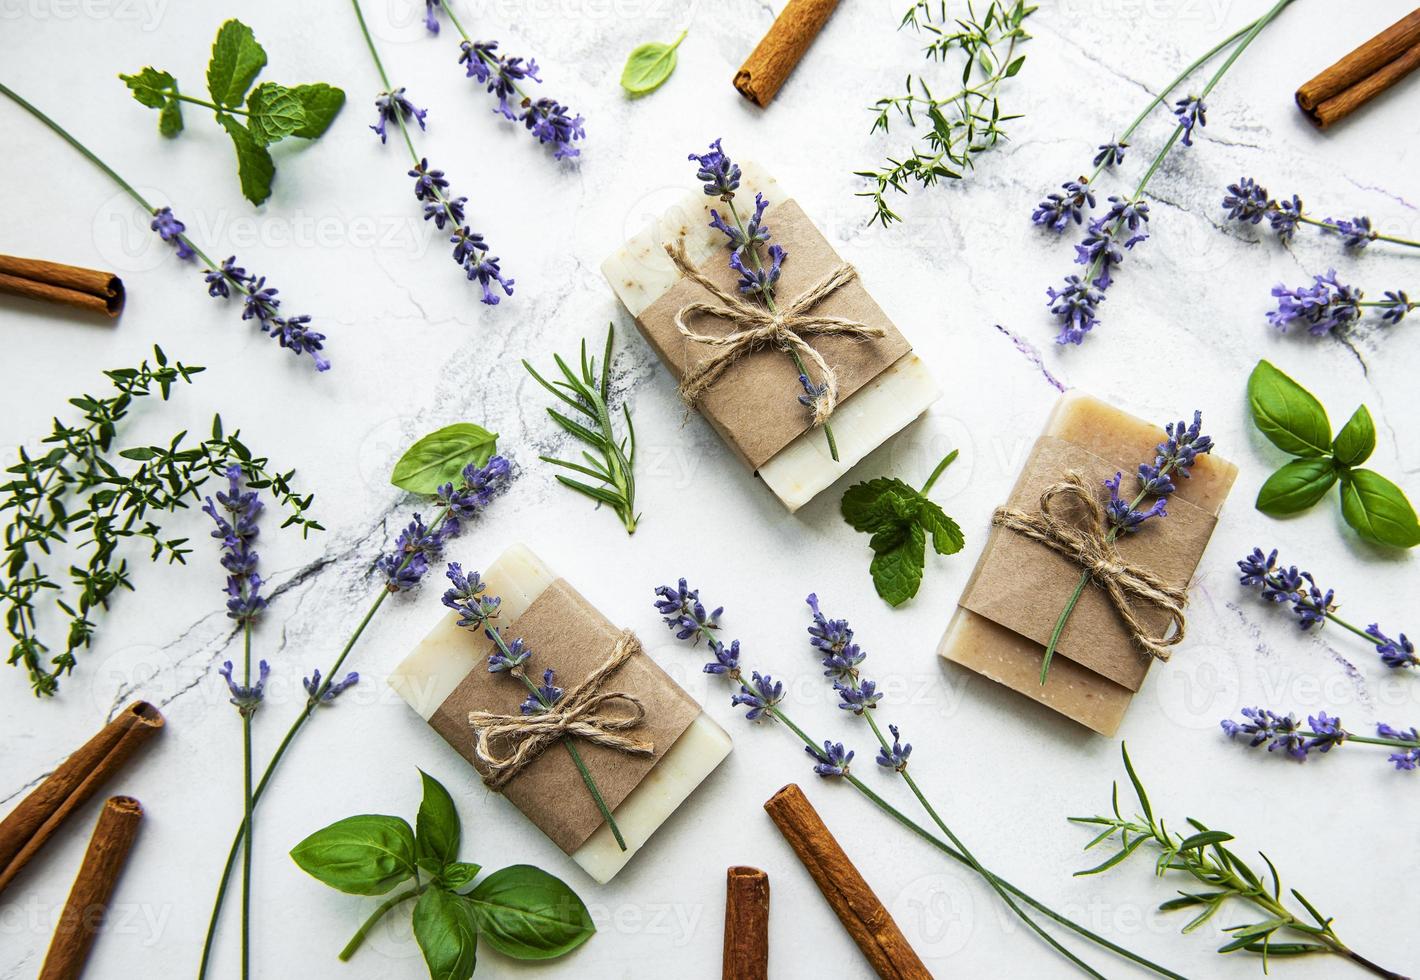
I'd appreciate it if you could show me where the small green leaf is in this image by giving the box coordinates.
[1177,830,1234,850]
[918,500,964,555]
[869,521,925,607]
[289,814,416,895]
[1331,404,1375,467]
[1004,55,1026,77]
[413,888,480,980]
[120,68,184,136]
[415,770,460,875]
[1255,458,1337,516]
[218,114,275,205]
[467,865,595,960]
[390,424,498,494]
[288,82,346,138]
[1247,360,1332,458]
[440,861,483,891]
[1120,744,1153,825]
[246,82,306,145]
[159,99,183,137]
[620,30,686,96]
[841,477,915,531]
[207,19,267,108]
[1338,469,1420,548]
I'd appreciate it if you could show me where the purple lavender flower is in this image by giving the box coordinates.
[1237,548,1279,589]
[1366,625,1417,669]
[1157,411,1213,475]
[731,671,783,721]
[450,226,487,265]
[459,40,497,83]
[523,98,585,160]
[1032,179,1095,232]
[1093,142,1127,168]
[1326,215,1375,250]
[371,88,427,144]
[1173,95,1206,146]
[469,41,540,119]
[836,679,880,714]
[1073,217,1145,290]
[151,207,194,260]
[1103,472,1166,532]
[1222,177,1271,224]
[1378,723,1420,771]
[654,579,720,642]
[441,562,502,628]
[488,635,531,673]
[204,256,246,298]
[423,0,440,34]
[436,455,510,525]
[304,668,359,704]
[1306,712,1348,753]
[1293,574,1334,630]
[410,158,449,202]
[1104,196,1150,232]
[730,244,785,295]
[806,594,865,678]
[203,465,265,625]
[705,638,741,675]
[876,724,912,771]
[454,39,584,159]
[241,277,279,323]
[1268,270,1364,336]
[1269,195,1303,242]
[1045,275,1104,345]
[520,668,563,714]
[711,192,771,254]
[797,374,829,410]
[807,740,854,777]
[465,254,515,306]
[219,659,269,715]
[1220,706,1308,760]
[689,138,741,199]
[1379,290,1414,325]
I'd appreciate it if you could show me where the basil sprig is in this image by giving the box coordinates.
[391,423,499,494]
[1248,359,1419,548]
[291,770,594,978]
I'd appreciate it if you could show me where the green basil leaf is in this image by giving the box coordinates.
[413,888,480,980]
[869,521,926,607]
[467,865,595,960]
[917,499,964,555]
[620,30,686,96]
[415,769,460,875]
[120,68,184,135]
[289,814,416,895]
[1339,469,1420,548]
[440,861,483,891]
[206,19,267,108]
[1247,360,1332,458]
[1331,404,1375,467]
[218,114,275,205]
[288,82,346,138]
[1255,458,1338,516]
[391,423,498,493]
[246,82,306,145]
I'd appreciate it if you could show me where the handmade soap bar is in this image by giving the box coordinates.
[940,391,1237,736]
[601,162,941,512]
[389,544,732,884]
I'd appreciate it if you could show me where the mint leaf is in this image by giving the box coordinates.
[841,477,915,531]
[842,460,964,607]
[391,423,499,493]
[206,19,267,108]
[120,67,184,136]
[918,499,964,555]
[246,82,306,145]
[1255,458,1338,516]
[415,770,460,875]
[620,31,686,96]
[869,522,926,607]
[218,115,275,204]
[413,888,479,980]
[1247,360,1332,458]
[467,865,595,960]
[1331,404,1376,467]
[289,82,346,138]
[289,814,416,895]
[1339,469,1420,548]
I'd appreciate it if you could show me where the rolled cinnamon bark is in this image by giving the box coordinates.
[39,796,144,980]
[765,784,929,980]
[0,255,124,317]
[733,0,841,107]
[0,702,163,894]
[723,865,770,979]
[1296,10,1420,127]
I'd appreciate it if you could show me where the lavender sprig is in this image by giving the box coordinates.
[442,564,627,850]
[1236,547,1417,671]
[1221,707,1420,770]
[691,138,840,461]
[1040,412,1213,683]
[1222,176,1420,250]
[1266,270,1414,336]
[350,0,513,303]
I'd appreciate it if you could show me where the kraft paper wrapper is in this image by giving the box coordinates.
[635,199,912,471]
[430,579,699,855]
[959,435,1221,692]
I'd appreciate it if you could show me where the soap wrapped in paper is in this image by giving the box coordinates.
[602,163,940,511]
[390,544,732,883]
[939,391,1237,735]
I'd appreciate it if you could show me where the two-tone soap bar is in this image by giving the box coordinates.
[389,544,732,883]
[601,162,941,512]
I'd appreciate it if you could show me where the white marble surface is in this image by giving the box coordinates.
[2,1,1418,977]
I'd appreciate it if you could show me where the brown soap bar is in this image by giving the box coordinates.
[941,391,1237,736]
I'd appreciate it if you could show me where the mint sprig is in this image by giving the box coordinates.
[841,449,965,606]
[120,19,344,204]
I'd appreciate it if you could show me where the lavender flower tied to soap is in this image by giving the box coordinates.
[1221,706,1420,771]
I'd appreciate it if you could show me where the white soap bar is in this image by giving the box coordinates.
[601,163,941,512]
[388,544,732,884]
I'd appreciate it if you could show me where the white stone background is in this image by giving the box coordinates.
[1,0,1417,977]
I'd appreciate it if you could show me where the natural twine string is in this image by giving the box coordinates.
[468,630,654,789]
[663,239,885,427]
[991,471,1188,661]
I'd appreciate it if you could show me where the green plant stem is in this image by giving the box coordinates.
[170,91,253,116]
[1296,215,1420,249]
[240,624,254,980]
[920,448,958,495]
[338,882,429,961]
[723,197,840,461]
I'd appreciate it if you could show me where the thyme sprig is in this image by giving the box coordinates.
[1,347,321,696]
[1072,745,1407,979]
[858,0,1035,225]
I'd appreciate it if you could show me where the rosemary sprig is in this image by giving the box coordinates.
[857,0,1035,225]
[522,323,638,534]
[1071,745,1407,980]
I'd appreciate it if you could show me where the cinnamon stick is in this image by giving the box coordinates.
[0,702,163,895]
[1296,9,1420,127]
[39,796,144,980]
[733,0,841,107]
[0,255,124,317]
[723,865,770,980]
[764,784,930,980]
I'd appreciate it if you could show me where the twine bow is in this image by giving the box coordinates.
[991,471,1188,661]
[468,630,654,789]
[663,239,885,427]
